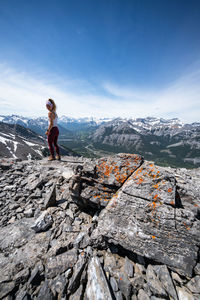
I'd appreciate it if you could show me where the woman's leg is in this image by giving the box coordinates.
[53,127,60,155]
[47,128,56,157]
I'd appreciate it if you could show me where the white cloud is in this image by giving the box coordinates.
[0,63,199,123]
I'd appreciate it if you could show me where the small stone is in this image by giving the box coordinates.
[50,274,66,296]
[131,274,146,292]
[171,271,184,286]
[44,183,57,209]
[186,275,200,294]
[29,177,43,191]
[62,169,74,180]
[7,216,16,224]
[110,276,118,292]
[117,272,132,299]
[134,263,146,275]
[24,208,34,218]
[15,290,30,300]
[37,280,54,300]
[124,256,134,278]
[153,265,178,300]
[68,284,83,300]
[45,249,77,279]
[16,207,23,213]
[0,281,15,299]
[194,263,200,275]
[68,253,86,294]
[13,268,30,284]
[65,268,72,279]
[146,265,167,297]
[115,290,123,300]
[31,211,53,232]
[176,286,194,300]
[138,289,150,300]
[28,266,41,286]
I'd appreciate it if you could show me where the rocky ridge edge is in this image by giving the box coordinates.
[0,154,200,300]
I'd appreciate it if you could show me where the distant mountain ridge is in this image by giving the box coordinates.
[0,122,78,160]
[0,115,200,167]
[88,117,200,168]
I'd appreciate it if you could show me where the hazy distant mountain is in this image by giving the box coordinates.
[0,122,45,160]
[0,115,72,137]
[0,122,78,160]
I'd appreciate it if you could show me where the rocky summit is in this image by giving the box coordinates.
[0,153,200,300]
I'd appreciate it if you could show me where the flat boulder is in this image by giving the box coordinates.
[92,162,200,277]
[80,153,143,207]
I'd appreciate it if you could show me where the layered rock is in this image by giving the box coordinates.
[92,161,200,277]
[0,154,199,300]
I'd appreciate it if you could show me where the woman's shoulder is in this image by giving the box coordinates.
[48,111,54,118]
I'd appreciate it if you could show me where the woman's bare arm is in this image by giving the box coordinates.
[45,112,54,135]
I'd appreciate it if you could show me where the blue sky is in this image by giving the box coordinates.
[0,0,200,122]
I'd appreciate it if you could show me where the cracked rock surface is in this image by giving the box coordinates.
[0,154,199,300]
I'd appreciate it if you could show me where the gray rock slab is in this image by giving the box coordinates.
[44,183,57,209]
[110,276,118,292]
[50,274,66,296]
[123,256,134,278]
[37,281,54,300]
[80,153,143,207]
[0,218,34,251]
[117,272,132,299]
[0,281,15,298]
[45,249,77,279]
[86,256,113,300]
[92,162,200,277]
[146,265,167,297]
[28,177,44,191]
[138,289,151,300]
[194,263,200,275]
[176,286,195,300]
[68,253,86,294]
[186,275,200,294]
[153,265,178,300]
[31,211,53,232]
[69,284,83,300]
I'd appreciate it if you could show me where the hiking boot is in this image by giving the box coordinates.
[48,155,55,161]
[55,155,61,160]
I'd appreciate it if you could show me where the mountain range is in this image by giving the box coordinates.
[0,121,77,160]
[0,114,199,168]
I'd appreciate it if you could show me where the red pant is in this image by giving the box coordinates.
[47,126,60,157]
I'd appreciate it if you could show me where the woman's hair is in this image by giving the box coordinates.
[48,99,56,112]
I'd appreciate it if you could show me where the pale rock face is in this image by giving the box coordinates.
[86,256,113,300]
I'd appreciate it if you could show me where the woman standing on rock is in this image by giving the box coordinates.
[45,99,61,161]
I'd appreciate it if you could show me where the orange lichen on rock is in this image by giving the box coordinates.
[168,188,172,193]
[152,235,156,239]
[152,183,159,189]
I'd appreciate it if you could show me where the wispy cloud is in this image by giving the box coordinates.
[0,63,199,123]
